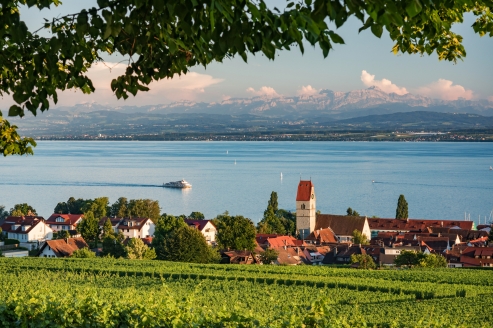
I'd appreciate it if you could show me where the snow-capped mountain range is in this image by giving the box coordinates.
[48,86,493,119]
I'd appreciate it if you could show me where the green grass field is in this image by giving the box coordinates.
[1,258,492,327]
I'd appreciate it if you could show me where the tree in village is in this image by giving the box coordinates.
[83,197,110,219]
[54,197,107,215]
[0,205,8,220]
[214,212,256,251]
[110,197,129,217]
[53,230,71,240]
[257,192,297,236]
[71,248,96,258]
[394,250,446,268]
[102,232,126,258]
[76,211,100,247]
[127,199,161,221]
[125,237,156,260]
[346,207,360,217]
[352,229,369,245]
[2,0,492,156]
[418,253,447,268]
[152,214,187,260]
[152,214,218,263]
[350,254,376,269]
[257,199,286,235]
[101,218,114,239]
[259,248,279,265]
[9,203,37,216]
[395,194,409,220]
[488,226,493,245]
[189,211,205,220]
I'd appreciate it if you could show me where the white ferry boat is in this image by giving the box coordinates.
[163,179,192,188]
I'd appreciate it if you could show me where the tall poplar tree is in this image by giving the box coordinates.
[395,195,409,220]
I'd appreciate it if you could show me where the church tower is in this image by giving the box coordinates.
[296,180,316,239]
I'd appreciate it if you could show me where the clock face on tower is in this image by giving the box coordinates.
[311,194,314,199]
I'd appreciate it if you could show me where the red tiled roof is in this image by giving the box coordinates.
[256,234,278,244]
[40,237,89,257]
[184,219,215,231]
[460,255,493,267]
[276,247,302,265]
[368,218,474,232]
[2,218,45,234]
[266,236,298,248]
[315,214,367,236]
[99,217,123,226]
[296,180,313,201]
[306,228,337,243]
[5,216,44,224]
[46,214,83,225]
[117,217,150,230]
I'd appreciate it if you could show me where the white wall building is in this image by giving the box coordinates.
[117,217,155,239]
[185,219,217,244]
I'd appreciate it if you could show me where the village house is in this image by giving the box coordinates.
[221,250,256,264]
[378,245,423,265]
[459,247,493,267]
[367,218,475,238]
[1,216,53,248]
[46,214,83,232]
[38,237,89,258]
[305,228,338,245]
[99,217,123,234]
[117,217,155,239]
[184,219,217,245]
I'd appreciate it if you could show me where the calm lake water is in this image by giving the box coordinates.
[1,141,492,225]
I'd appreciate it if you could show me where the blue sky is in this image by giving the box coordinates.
[14,1,493,107]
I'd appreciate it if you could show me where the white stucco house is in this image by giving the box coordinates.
[117,217,155,239]
[185,219,217,245]
[38,237,89,258]
[45,214,83,232]
[1,216,53,246]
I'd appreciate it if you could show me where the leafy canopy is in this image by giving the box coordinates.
[352,229,369,245]
[10,203,37,216]
[214,212,256,251]
[152,214,218,263]
[1,0,493,155]
[350,253,376,269]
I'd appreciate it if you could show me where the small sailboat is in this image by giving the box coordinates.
[234,159,236,165]
[490,166,492,170]
[280,172,283,179]
[226,150,228,154]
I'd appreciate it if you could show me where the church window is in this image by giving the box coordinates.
[301,204,305,210]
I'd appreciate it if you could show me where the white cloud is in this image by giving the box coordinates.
[361,70,408,95]
[416,79,473,101]
[297,85,319,97]
[488,96,493,102]
[246,86,280,98]
[24,62,224,106]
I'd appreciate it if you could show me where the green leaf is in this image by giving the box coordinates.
[371,24,383,38]
[328,31,345,44]
[406,0,422,18]
[8,105,24,117]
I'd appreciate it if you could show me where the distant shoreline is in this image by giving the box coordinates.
[32,131,493,142]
